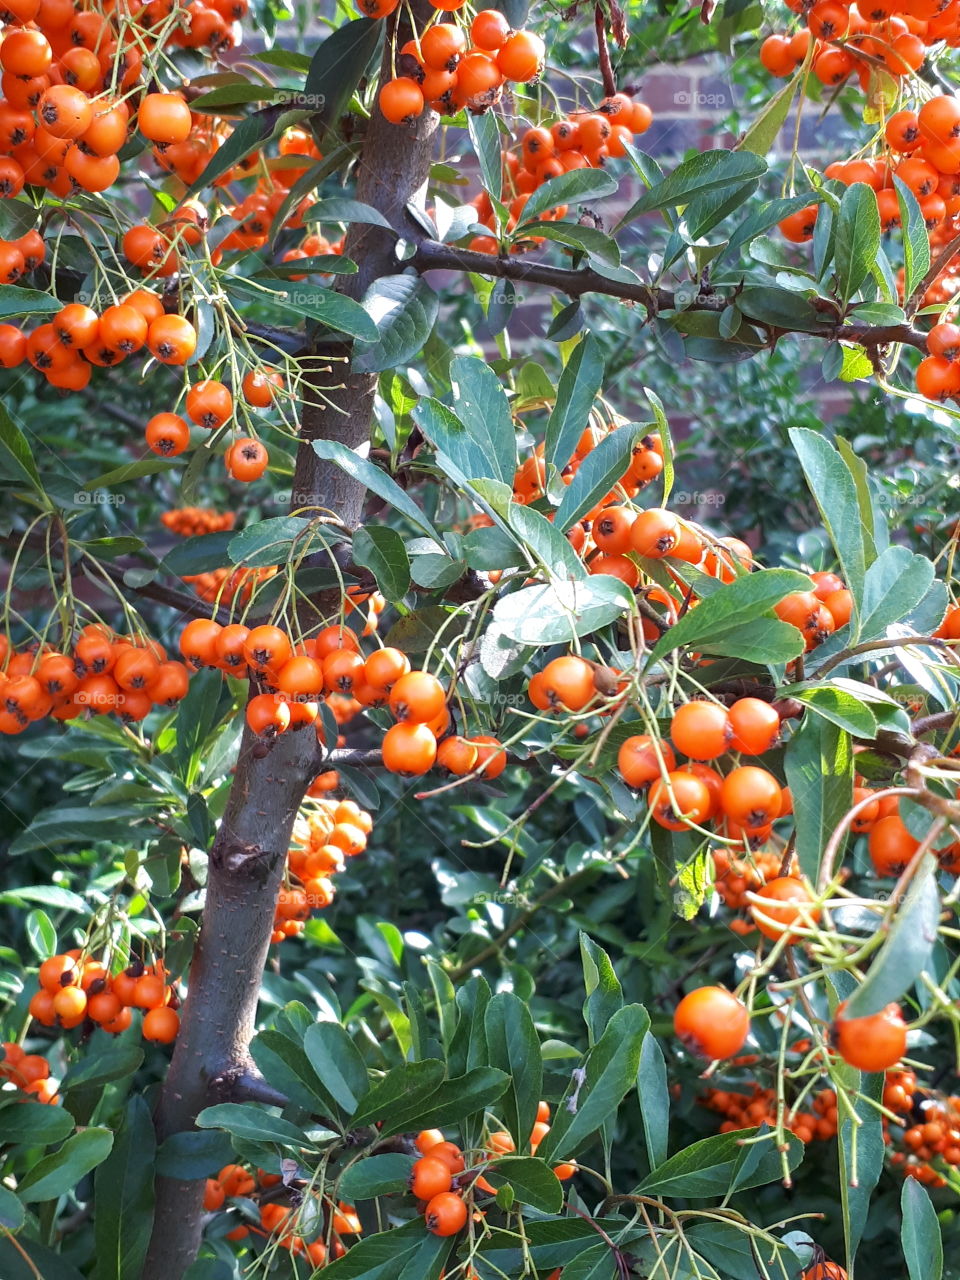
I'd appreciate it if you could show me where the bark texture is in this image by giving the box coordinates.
[141,20,438,1277]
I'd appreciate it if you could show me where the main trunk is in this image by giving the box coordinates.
[141,25,438,1277]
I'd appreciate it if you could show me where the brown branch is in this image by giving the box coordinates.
[595,4,616,97]
[411,240,930,352]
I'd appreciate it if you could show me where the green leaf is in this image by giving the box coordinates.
[485,993,542,1153]
[61,1042,143,1092]
[302,1022,369,1116]
[637,1032,670,1169]
[468,110,503,203]
[507,504,583,579]
[338,1153,416,1201]
[0,884,87,913]
[792,686,878,738]
[446,355,518,482]
[309,197,394,230]
[789,427,867,604]
[518,221,620,266]
[737,75,798,155]
[901,1178,943,1280]
[353,276,438,374]
[519,169,618,226]
[19,1127,114,1203]
[785,714,853,884]
[9,807,148,855]
[555,422,643,531]
[838,1070,884,1271]
[638,1129,802,1197]
[0,1186,24,1231]
[188,107,282,195]
[304,17,383,142]
[319,1218,448,1279]
[836,182,881,303]
[312,439,442,545]
[855,545,935,644]
[160,530,234,577]
[650,568,812,662]
[228,515,330,567]
[256,254,357,278]
[356,1066,509,1138]
[536,1005,650,1163]
[349,1060,445,1131]
[544,334,604,471]
[484,1157,564,1214]
[736,286,831,333]
[155,1130,235,1180]
[618,150,766,227]
[556,1244,620,1280]
[352,526,410,602]
[0,401,44,491]
[844,854,939,1019]
[492,576,634,645]
[836,435,879,563]
[408,552,464,590]
[227,277,378,342]
[0,1237,85,1280]
[92,1096,155,1280]
[721,193,820,264]
[0,285,59,320]
[644,388,674,505]
[195,1103,320,1150]
[249,1027,341,1117]
[580,935,623,1044]
[895,178,931,306]
[448,976,492,1079]
[0,1099,75,1145]
[0,198,38,240]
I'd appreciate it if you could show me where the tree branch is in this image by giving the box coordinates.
[412,239,930,352]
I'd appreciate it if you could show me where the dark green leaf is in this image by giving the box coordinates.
[721,193,820,264]
[353,526,411,602]
[468,110,504,204]
[896,178,931,306]
[228,277,378,342]
[445,355,518,483]
[92,1096,155,1280]
[61,1042,143,1092]
[580,934,623,1044]
[0,402,43,490]
[637,1032,670,1169]
[353,276,438,374]
[312,439,442,544]
[791,686,878,739]
[545,333,604,471]
[9,807,148,855]
[618,150,766,227]
[19,1127,114,1202]
[309,197,394,230]
[507,504,583,579]
[855,545,935,644]
[789,428,867,604]
[485,993,542,1152]
[836,183,881,302]
[338,1153,416,1201]
[555,422,642,531]
[0,1099,74,1145]
[355,1066,508,1138]
[838,1070,884,1270]
[845,854,939,1018]
[188,108,282,195]
[736,286,832,332]
[537,1005,650,1163]
[902,1178,943,1280]
[0,285,59,320]
[785,714,853,884]
[638,1128,802,1197]
[195,1103,319,1149]
[0,1186,24,1231]
[492,576,634,645]
[519,169,618,226]
[650,568,811,661]
[304,17,383,142]
[484,1157,563,1214]
[302,1021,369,1116]
[155,1130,235,1180]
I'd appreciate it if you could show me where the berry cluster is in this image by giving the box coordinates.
[27,951,180,1043]
[0,625,189,734]
[0,1041,59,1104]
[377,12,545,124]
[270,795,373,944]
[160,506,236,537]
[202,1163,357,1261]
[178,620,507,779]
[181,564,278,605]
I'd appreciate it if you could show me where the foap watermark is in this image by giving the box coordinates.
[471,890,532,908]
[673,490,726,508]
[274,90,326,109]
[75,489,125,506]
[674,89,729,109]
